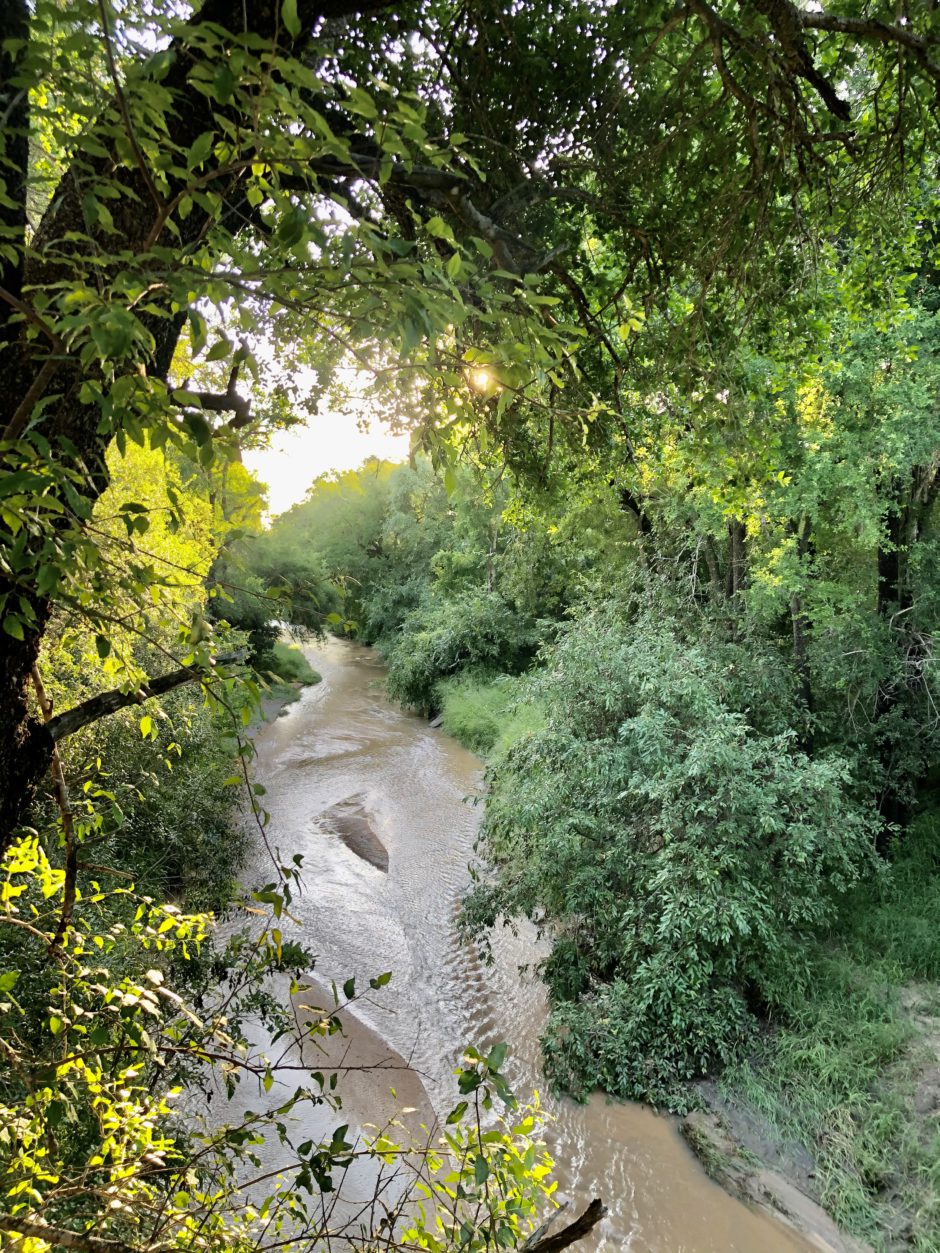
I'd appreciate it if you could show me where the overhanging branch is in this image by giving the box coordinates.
[522,1199,607,1253]
[46,651,246,743]
[296,152,564,272]
[0,1215,151,1253]
[175,351,252,431]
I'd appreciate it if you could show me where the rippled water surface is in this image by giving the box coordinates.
[235,637,810,1253]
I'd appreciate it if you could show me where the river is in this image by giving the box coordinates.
[228,636,812,1252]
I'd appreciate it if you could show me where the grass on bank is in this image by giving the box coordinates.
[437,673,545,756]
[722,813,940,1251]
[259,640,321,706]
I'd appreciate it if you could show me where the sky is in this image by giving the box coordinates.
[243,408,411,516]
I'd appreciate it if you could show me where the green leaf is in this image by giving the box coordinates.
[140,715,154,739]
[188,131,215,167]
[425,215,455,244]
[487,1042,508,1071]
[346,86,378,120]
[205,339,230,362]
[342,977,355,999]
[473,1154,490,1185]
[445,1100,468,1125]
[282,0,301,37]
[213,64,236,104]
[276,208,307,248]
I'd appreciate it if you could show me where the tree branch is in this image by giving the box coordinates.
[176,352,252,430]
[800,10,940,58]
[522,1199,607,1253]
[96,0,165,212]
[46,651,246,743]
[290,152,563,272]
[802,9,940,95]
[0,1215,152,1253]
[753,0,852,121]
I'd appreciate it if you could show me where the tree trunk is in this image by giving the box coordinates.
[725,519,747,598]
[873,466,939,833]
[0,0,394,849]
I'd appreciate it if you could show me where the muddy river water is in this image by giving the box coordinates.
[230,636,811,1252]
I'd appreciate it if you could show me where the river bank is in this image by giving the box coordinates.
[433,670,940,1252]
[235,636,828,1252]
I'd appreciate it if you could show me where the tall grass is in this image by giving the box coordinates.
[265,640,321,686]
[257,640,321,707]
[723,813,940,1250]
[437,673,545,756]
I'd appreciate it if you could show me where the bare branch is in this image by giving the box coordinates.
[522,1199,607,1253]
[176,352,252,430]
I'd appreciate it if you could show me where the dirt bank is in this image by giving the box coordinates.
[682,1104,873,1253]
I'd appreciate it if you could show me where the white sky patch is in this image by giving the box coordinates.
[244,409,410,517]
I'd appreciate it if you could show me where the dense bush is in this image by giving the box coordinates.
[91,694,249,911]
[383,591,541,714]
[465,605,879,1106]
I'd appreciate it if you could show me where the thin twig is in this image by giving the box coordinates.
[96,0,165,212]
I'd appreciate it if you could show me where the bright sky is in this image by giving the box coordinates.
[243,408,410,516]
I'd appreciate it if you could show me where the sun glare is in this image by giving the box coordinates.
[468,367,493,392]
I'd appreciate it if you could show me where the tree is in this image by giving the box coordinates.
[2,0,940,842]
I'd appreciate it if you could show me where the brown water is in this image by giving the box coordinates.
[234,637,810,1253]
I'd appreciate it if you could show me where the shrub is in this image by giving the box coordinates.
[93,697,248,911]
[465,605,878,1107]
[383,591,540,714]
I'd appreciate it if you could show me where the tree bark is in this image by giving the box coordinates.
[726,519,747,598]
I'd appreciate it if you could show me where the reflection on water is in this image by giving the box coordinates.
[230,637,810,1253]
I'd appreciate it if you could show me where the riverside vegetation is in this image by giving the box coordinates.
[3,2,940,1252]
[248,380,940,1247]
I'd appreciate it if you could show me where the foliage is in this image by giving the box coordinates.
[438,674,534,756]
[465,606,879,1107]
[83,690,248,911]
[0,834,560,1253]
[384,591,540,715]
[5,1,940,1247]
